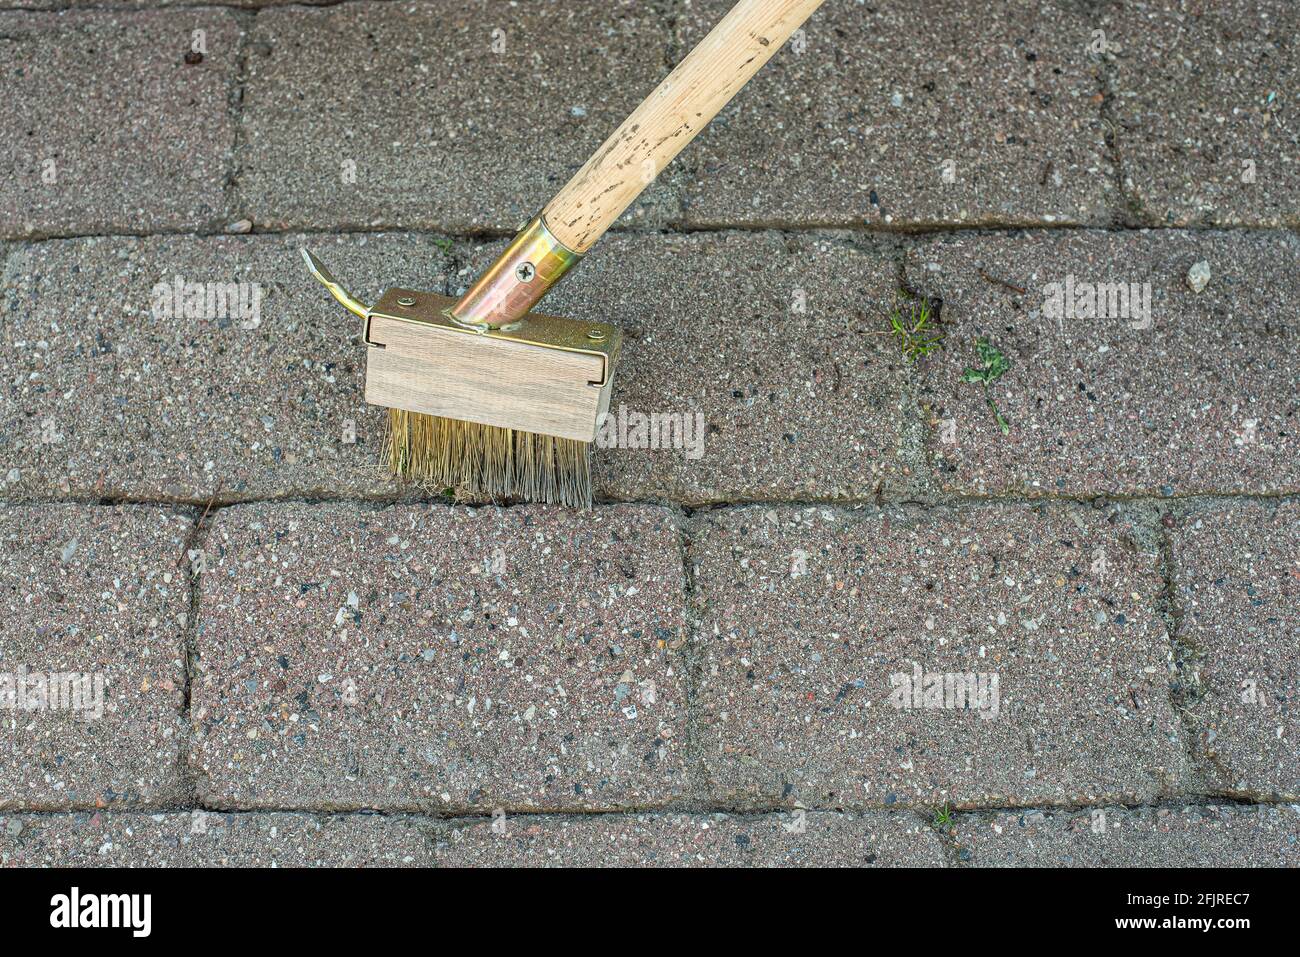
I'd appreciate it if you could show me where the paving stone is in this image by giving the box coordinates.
[0,811,437,867]
[952,803,1300,867]
[2,230,910,505]
[691,503,1190,809]
[1171,500,1300,800]
[676,0,1113,228]
[191,502,689,811]
[238,0,678,232]
[7,2,328,7]
[457,230,911,503]
[1104,0,1300,226]
[435,810,945,867]
[0,233,455,502]
[905,229,1300,498]
[0,505,190,809]
[0,9,241,238]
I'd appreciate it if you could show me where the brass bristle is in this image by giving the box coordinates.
[383,409,592,507]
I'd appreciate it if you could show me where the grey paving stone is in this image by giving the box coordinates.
[1,229,908,505]
[0,9,241,238]
[237,0,678,232]
[1172,500,1300,800]
[1105,0,1300,226]
[0,505,190,810]
[2,230,909,505]
[191,502,689,812]
[952,803,1300,867]
[0,811,437,867]
[0,233,455,502]
[435,810,945,867]
[676,0,1114,229]
[904,230,1300,498]
[457,230,911,503]
[691,503,1191,809]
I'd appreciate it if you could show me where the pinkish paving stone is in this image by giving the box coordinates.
[1171,500,1300,799]
[1104,0,1300,226]
[952,803,1300,867]
[0,505,190,809]
[238,0,678,232]
[906,229,1300,497]
[0,233,454,501]
[457,231,912,503]
[0,811,437,867]
[435,810,945,867]
[0,9,240,237]
[677,0,1114,228]
[191,502,689,811]
[691,503,1191,809]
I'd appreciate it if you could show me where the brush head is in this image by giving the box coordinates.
[361,288,619,509]
[299,256,614,507]
[385,409,592,508]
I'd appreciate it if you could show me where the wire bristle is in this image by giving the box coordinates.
[383,409,592,507]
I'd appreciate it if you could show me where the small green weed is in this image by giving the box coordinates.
[885,298,944,361]
[960,337,1011,434]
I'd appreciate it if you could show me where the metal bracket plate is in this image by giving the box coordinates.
[365,288,621,387]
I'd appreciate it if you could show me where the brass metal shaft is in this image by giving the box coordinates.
[449,214,582,329]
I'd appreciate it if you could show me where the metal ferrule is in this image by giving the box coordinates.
[449,214,582,330]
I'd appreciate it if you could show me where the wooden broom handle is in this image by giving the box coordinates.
[449,0,825,328]
[544,0,826,253]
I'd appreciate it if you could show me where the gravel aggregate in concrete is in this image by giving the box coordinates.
[1104,0,1300,226]
[677,0,1114,228]
[436,810,946,867]
[0,233,454,501]
[1172,500,1300,800]
[952,802,1300,867]
[905,229,1300,497]
[458,230,912,503]
[237,0,678,232]
[0,811,437,867]
[691,503,1191,809]
[191,502,689,811]
[0,9,240,237]
[0,505,190,809]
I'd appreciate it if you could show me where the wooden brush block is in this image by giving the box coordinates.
[363,289,619,443]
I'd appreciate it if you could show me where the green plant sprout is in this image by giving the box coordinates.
[960,337,1011,434]
[885,298,944,361]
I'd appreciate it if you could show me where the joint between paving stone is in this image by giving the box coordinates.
[886,235,947,503]
[1156,496,1300,804]
[173,504,211,806]
[653,0,683,72]
[11,795,1294,821]
[655,0,695,231]
[6,220,1300,247]
[1087,15,1141,229]
[6,491,1298,518]
[440,239,464,298]
[0,1,365,13]
[6,803,1293,866]
[678,509,712,806]
[1155,502,1212,798]
[220,8,257,226]
[914,808,967,866]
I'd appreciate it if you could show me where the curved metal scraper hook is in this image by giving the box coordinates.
[300,248,370,319]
